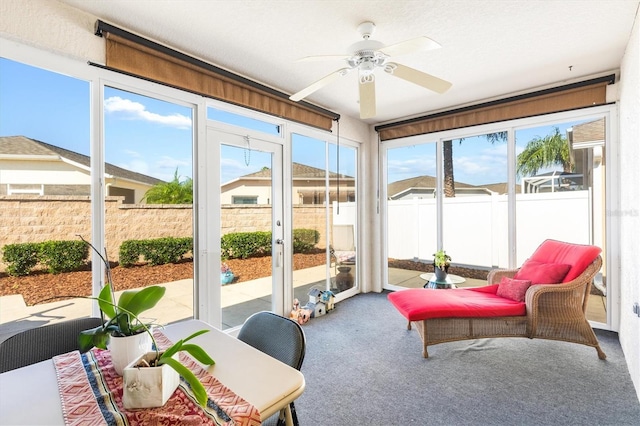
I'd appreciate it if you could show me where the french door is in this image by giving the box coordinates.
[202,127,284,330]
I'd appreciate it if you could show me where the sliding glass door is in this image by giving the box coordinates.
[383,111,611,328]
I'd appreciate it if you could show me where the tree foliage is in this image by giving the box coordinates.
[516,127,572,177]
[443,131,507,197]
[143,169,193,204]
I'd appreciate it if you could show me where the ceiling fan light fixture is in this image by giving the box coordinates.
[359,58,376,75]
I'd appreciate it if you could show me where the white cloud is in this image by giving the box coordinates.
[117,159,150,175]
[387,156,437,182]
[157,156,190,170]
[104,96,192,129]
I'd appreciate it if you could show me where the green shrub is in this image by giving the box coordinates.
[292,229,320,253]
[118,240,143,267]
[2,243,40,276]
[38,240,88,274]
[140,237,193,265]
[120,237,192,267]
[221,231,272,259]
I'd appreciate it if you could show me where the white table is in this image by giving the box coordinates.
[0,319,305,425]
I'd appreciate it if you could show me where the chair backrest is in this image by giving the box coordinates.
[526,239,602,282]
[237,311,306,371]
[0,317,104,373]
[332,224,355,252]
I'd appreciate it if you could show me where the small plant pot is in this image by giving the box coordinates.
[122,351,180,409]
[434,266,448,282]
[221,271,234,285]
[108,332,152,376]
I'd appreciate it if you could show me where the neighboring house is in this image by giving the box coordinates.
[521,118,604,194]
[221,162,355,205]
[0,136,163,203]
[387,175,520,199]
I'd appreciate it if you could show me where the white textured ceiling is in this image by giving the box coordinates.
[57,0,639,125]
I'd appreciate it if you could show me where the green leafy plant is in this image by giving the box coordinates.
[76,236,214,407]
[39,240,88,274]
[142,168,193,204]
[293,229,320,253]
[1,243,40,276]
[433,250,451,269]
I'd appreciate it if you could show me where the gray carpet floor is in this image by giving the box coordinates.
[294,291,640,426]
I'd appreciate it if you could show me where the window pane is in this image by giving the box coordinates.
[104,86,194,325]
[207,107,280,136]
[515,120,606,323]
[220,143,274,329]
[329,143,357,293]
[0,58,92,329]
[386,143,438,287]
[292,134,330,301]
[442,132,508,280]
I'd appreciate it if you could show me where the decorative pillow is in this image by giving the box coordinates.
[513,259,571,284]
[496,277,532,302]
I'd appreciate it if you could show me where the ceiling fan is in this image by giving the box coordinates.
[289,21,452,119]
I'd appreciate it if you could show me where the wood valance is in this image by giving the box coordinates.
[376,75,614,141]
[95,20,338,131]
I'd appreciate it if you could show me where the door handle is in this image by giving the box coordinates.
[275,239,284,245]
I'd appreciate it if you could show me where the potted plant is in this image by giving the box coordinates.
[432,250,451,281]
[121,329,212,409]
[76,236,215,408]
[79,282,163,375]
[220,262,234,285]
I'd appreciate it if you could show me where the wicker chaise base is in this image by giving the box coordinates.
[409,316,527,358]
[408,314,606,359]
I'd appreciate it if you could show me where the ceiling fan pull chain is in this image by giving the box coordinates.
[244,135,251,166]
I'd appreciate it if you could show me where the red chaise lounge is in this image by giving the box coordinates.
[388,239,605,359]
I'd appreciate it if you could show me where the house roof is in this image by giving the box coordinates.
[387,175,519,198]
[0,136,164,186]
[242,162,354,180]
[571,118,605,144]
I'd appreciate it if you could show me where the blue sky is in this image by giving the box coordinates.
[387,124,578,185]
[1,57,578,186]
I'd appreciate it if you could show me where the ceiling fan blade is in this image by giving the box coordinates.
[379,36,441,57]
[289,68,352,102]
[359,75,376,119]
[296,55,350,62]
[385,62,452,94]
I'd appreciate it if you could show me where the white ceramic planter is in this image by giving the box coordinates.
[122,352,180,409]
[108,332,152,376]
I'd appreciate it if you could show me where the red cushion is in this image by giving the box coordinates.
[496,277,532,302]
[525,239,601,283]
[513,259,571,284]
[388,288,526,321]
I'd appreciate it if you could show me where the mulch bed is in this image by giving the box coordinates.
[0,251,327,306]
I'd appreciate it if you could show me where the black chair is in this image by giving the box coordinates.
[0,317,104,373]
[237,311,306,426]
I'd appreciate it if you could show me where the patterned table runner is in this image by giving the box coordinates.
[53,330,261,426]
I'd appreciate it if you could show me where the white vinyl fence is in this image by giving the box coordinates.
[337,191,592,269]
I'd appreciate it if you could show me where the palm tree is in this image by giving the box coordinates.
[516,127,572,177]
[143,169,193,204]
[443,132,507,197]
